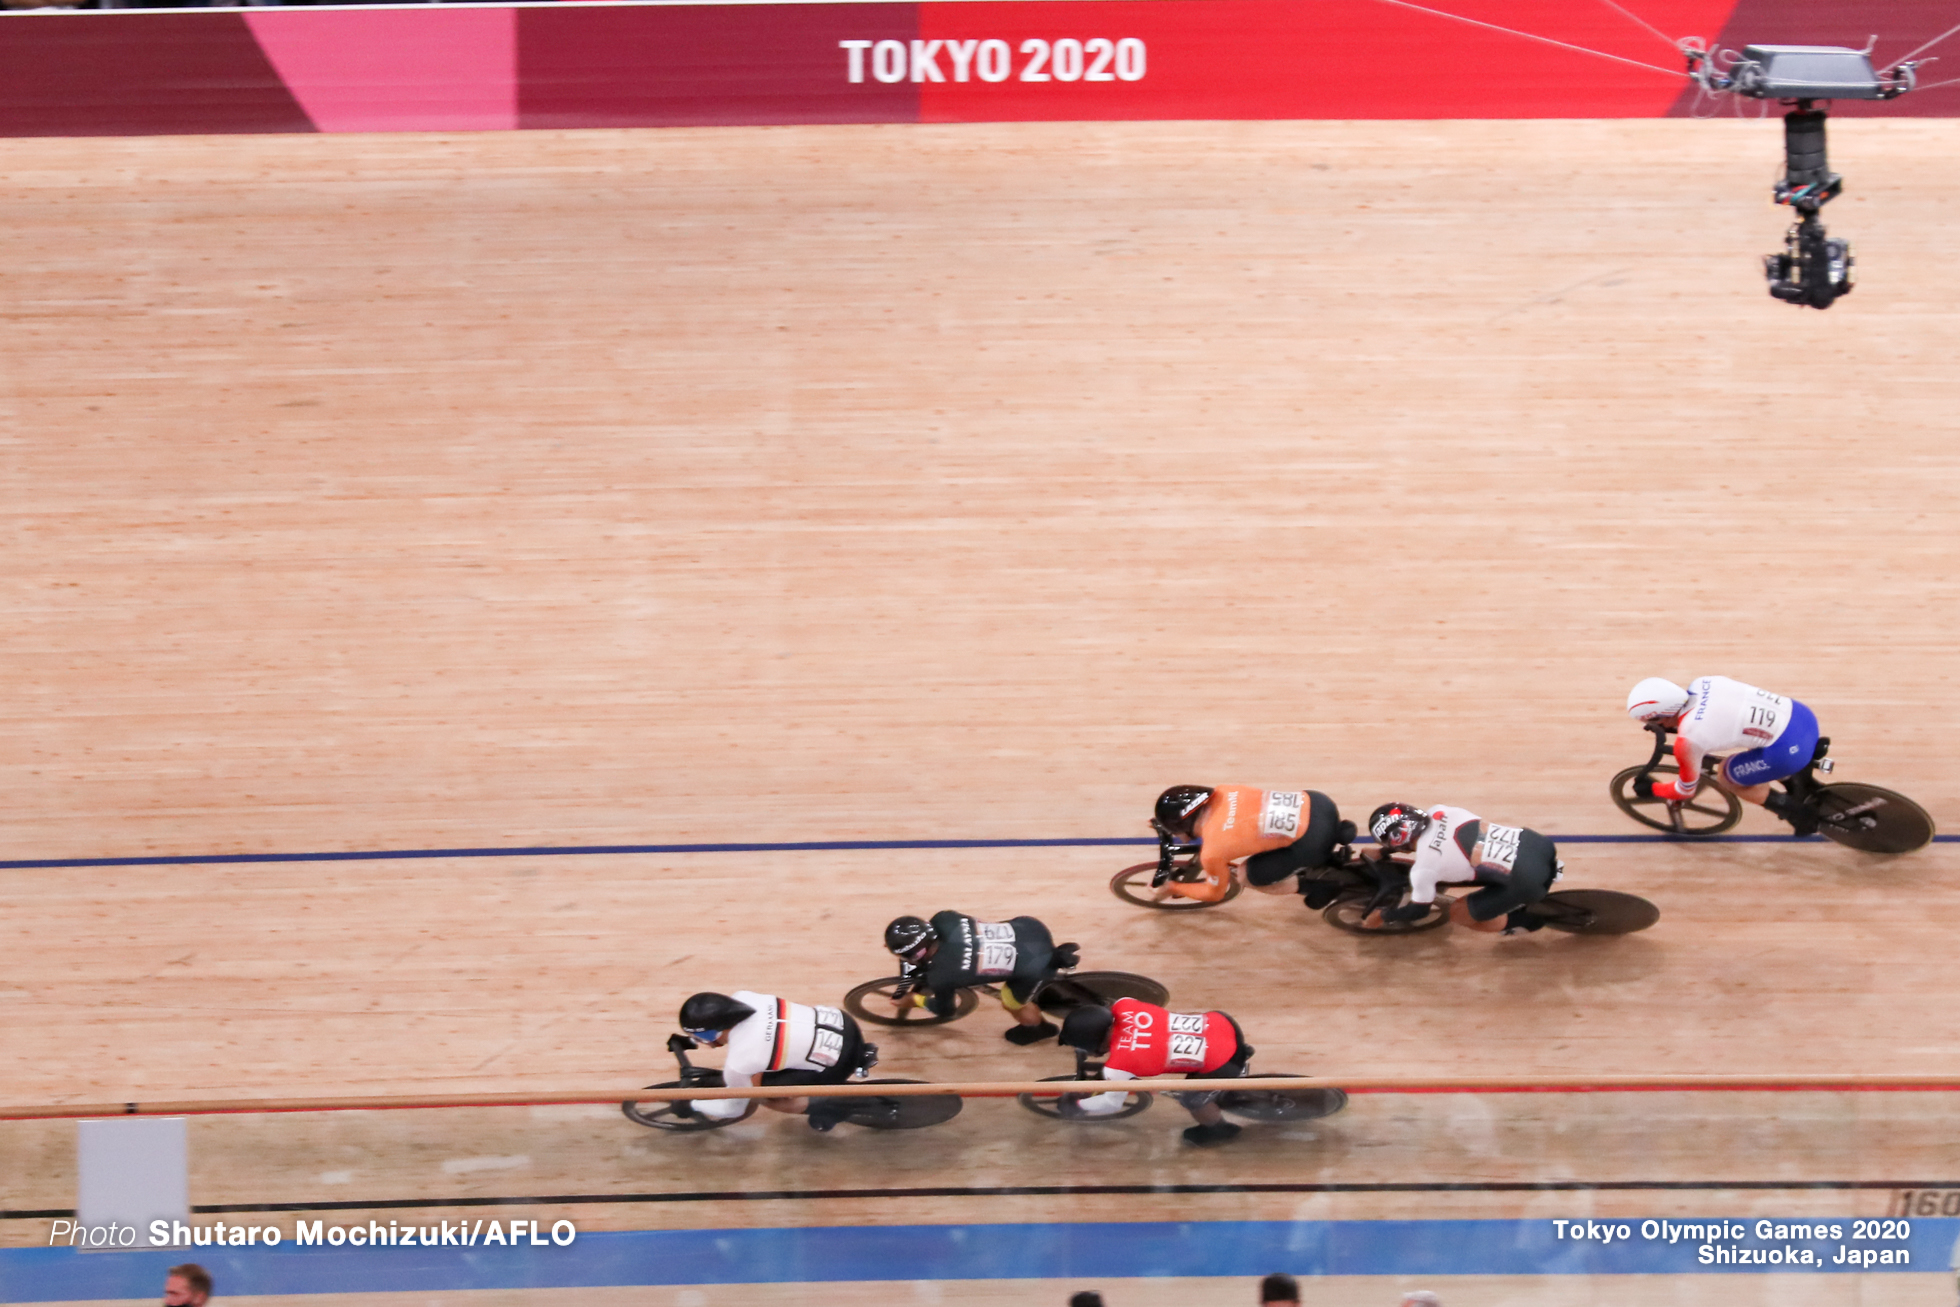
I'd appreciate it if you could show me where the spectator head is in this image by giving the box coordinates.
[1069,1294,1106,1307]
[1260,1272,1301,1304]
[1400,1294,1442,1307]
[164,1265,211,1306]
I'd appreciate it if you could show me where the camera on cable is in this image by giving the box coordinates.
[1682,41,1922,308]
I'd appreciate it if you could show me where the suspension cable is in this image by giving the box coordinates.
[1894,18,1960,67]
[1592,0,1681,53]
[1358,0,1690,79]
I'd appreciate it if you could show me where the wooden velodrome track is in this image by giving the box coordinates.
[4,118,1960,1302]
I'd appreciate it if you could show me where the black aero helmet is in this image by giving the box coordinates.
[678,992,757,1034]
[884,915,934,959]
[1058,1004,1115,1054]
[1153,785,1213,839]
[1369,801,1431,852]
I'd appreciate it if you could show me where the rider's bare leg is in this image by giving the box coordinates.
[1008,1002,1046,1029]
[1449,898,1506,933]
[1709,769,1772,806]
[761,1097,811,1115]
[1187,1099,1226,1127]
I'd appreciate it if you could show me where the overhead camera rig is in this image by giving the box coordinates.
[1682,41,1923,308]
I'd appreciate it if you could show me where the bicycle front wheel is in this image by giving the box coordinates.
[1610,765,1741,836]
[1811,784,1936,854]
[621,1078,755,1131]
[1322,893,1453,935]
[843,977,978,1027]
[1017,1074,1153,1121]
[1109,862,1241,910]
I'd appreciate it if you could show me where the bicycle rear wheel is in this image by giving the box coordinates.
[843,977,979,1027]
[826,1078,963,1130]
[1039,971,1169,1011]
[621,1077,755,1131]
[1322,893,1453,935]
[1017,1074,1153,1120]
[1524,889,1659,936]
[1216,1074,1348,1123]
[1610,765,1742,836]
[1110,862,1241,909]
[1811,784,1936,854]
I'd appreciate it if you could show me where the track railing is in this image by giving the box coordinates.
[9,1074,1960,1121]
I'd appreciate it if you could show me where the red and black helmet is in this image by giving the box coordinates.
[1152,786,1213,840]
[1369,802,1431,852]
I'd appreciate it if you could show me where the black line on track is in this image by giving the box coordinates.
[9,1179,1956,1220]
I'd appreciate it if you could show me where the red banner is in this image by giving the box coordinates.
[0,0,1956,137]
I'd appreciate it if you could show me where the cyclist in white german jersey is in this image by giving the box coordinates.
[676,991,878,1131]
[1361,802,1562,934]
[1626,676,1822,829]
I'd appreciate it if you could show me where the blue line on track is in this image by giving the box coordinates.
[0,832,1952,871]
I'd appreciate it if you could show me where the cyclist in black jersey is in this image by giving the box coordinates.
[884,910,1079,1045]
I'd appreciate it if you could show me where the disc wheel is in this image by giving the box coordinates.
[823,1078,963,1130]
[1217,1074,1349,1123]
[1110,862,1241,910]
[1523,889,1659,936]
[1811,783,1936,854]
[1017,1074,1153,1121]
[621,1077,755,1132]
[1610,764,1741,836]
[1038,971,1169,1012]
[843,977,979,1027]
[1322,892,1454,935]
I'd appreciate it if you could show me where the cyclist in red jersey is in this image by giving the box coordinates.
[1055,996,1252,1145]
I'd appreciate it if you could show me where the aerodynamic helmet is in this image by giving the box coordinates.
[1153,785,1213,840]
[1369,802,1431,853]
[677,992,757,1038]
[1626,677,1691,722]
[883,915,934,960]
[1058,1003,1115,1055]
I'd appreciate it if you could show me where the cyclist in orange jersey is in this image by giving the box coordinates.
[1152,786,1355,905]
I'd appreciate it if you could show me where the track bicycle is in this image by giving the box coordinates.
[843,968,1168,1028]
[1116,823,1656,935]
[1611,722,1934,852]
[1111,834,1453,934]
[1329,863,1658,937]
[621,1034,961,1131]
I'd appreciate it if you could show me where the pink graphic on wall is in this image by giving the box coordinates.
[244,7,518,133]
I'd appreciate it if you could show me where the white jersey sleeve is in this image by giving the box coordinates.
[1073,1065,1136,1117]
[1679,676,1793,756]
[1407,806,1480,905]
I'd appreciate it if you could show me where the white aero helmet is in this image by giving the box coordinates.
[1626,677,1690,722]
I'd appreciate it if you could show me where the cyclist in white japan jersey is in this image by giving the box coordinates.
[676,990,877,1131]
[1625,676,1821,824]
[1362,802,1562,934]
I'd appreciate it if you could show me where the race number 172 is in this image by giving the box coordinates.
[841,38,1147,85]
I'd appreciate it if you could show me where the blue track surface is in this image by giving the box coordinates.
[4,1218,1952,1301]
